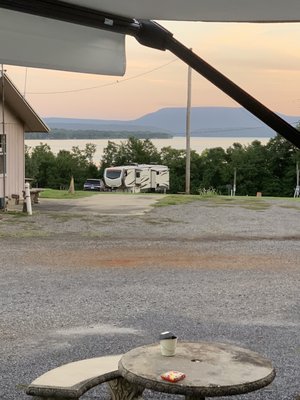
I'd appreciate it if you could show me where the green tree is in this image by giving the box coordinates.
[99,141,120,175]
[25,145,35,179]
[226,140,271,196]
[26,143,56,187]
[100,137,161,175]
[83,143,97,164]
[53,145,98,189]
[160,146,186,193]
[200,147,230,194]
[265,134,300,196]
[189,150,204,194]
[25,142,98,189]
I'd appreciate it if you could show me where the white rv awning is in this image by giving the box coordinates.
[0,1,299,75]
[0,0,299,146]
[0,7,125,75]
[63,0,300,22]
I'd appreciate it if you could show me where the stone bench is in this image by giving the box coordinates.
[29,188,44,204]
[22,188,44,205]
[26,355,122,400]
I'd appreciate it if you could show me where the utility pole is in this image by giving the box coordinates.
[294,162,299,198]
[232,168,237,196]
[185,52,192,194]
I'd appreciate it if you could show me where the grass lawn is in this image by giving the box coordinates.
[40,189,152,199]
[40,189,101,199]
[154,194,266,207]
[154,194,300,210]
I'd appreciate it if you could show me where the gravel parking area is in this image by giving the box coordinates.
[0,195,300,400]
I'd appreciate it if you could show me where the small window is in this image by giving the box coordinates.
[136,172,140,178]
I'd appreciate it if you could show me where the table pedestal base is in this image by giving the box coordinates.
[108,377,144,400]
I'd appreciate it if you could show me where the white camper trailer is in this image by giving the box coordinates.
[104,164,169,193]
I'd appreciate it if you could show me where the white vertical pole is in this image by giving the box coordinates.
[233,168,237,196]
[25,182,32,215]
[294,162,299,198]
[185,51,192,194]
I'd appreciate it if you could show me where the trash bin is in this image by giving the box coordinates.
[0,197,5,209]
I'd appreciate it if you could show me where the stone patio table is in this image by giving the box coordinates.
[117,341,276,400]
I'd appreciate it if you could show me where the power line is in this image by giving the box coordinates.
[27,59,178,95]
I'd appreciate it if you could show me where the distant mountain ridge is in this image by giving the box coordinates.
[44,107,300,137]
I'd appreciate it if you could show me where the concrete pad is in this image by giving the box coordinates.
[34,193,165,215]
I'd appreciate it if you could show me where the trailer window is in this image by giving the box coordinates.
[106,169,122,179]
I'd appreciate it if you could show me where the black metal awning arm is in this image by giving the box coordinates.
[135,20,300,148]
[0,0,141,34]
[1,0,299,148]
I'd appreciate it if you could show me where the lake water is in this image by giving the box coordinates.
[25,137,271,165]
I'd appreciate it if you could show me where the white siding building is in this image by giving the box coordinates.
[0,74,48,205]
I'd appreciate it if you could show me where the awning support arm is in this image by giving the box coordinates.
[135,20,300,148]
[0,0,299,148]
[0,0,141,35]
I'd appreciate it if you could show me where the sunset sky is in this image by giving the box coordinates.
[5,21,300,120]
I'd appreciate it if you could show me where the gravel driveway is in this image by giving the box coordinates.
[0,195,299,400]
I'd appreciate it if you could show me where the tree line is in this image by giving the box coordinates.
[25,134,300,196]
[25,129,172,140]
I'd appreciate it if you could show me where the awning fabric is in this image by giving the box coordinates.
[0,1,300,76]
[64,0,300,22]
[0,0,299,146]
[0,7,125,75]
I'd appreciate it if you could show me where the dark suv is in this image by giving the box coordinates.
[83,179,105,191]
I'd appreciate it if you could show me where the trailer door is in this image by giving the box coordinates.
[151,170,157,189]
[124,168,135,187]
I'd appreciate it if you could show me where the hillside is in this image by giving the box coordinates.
[43,107,300,137]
